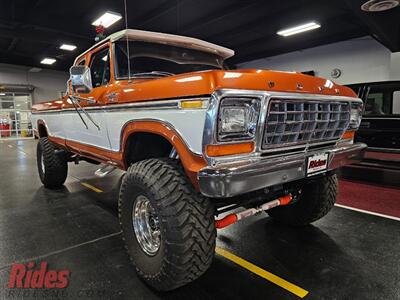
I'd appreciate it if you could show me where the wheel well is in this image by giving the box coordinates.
[38,123,48,137]
[124,132,173,167]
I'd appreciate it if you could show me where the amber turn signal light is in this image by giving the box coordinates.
[206,142,254,157]
[180,100,205,109]
[342,131,355,140]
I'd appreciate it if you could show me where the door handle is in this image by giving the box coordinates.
[86,97,97,104]
[73,95,97,104]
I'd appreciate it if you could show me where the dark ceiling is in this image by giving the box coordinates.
[0,0,399,71]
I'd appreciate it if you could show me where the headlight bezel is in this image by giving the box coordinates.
[217,97,261,142]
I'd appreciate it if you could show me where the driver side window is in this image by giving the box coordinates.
[90,48,110,88]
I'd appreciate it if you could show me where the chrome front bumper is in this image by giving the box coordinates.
[198,142,367,198]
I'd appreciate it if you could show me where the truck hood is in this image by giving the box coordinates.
[115,69,357,104]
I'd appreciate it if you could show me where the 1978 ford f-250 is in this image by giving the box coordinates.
[31,29,366,291]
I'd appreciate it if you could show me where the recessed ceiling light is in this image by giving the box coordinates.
[92,11,122,28]
[60,44,77,51]
[41,58,56,65]
[277,22,321,37]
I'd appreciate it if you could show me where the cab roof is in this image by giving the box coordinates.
[75,29,235,64]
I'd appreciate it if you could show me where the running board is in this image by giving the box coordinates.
[95,165,117,178]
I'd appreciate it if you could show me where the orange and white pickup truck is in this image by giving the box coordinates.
[31,29,366,291]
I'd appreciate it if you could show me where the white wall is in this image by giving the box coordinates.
[239,37,400,85]
[0,63,68,104]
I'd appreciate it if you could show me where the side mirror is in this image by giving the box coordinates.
[69,66,92,94]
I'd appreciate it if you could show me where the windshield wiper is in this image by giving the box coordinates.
[130,71,175,78]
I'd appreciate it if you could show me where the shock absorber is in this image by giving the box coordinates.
[215,194,293,229]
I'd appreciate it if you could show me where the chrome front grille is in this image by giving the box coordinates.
[262,99,350,150]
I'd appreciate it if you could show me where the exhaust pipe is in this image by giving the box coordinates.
[215,194,293,229]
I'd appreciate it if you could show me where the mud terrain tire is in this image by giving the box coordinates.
[37,137,68,189]
[119,158,216,291]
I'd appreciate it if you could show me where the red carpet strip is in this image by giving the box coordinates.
[337,179,400,218]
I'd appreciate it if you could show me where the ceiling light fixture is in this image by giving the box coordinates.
[361,0,399,12]
[40,58,56,65]
[277,22,321,37]
[92,11,122,28]
[60,44,77,51]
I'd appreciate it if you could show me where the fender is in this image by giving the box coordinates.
[120,120,207,188]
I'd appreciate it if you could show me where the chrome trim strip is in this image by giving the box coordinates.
[361,117,400,120]
[32,110,63,115]
[31,97,209,114]
[104,101,179,112]
[366,147,400,154]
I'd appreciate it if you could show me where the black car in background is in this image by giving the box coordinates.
[342,81,400,186]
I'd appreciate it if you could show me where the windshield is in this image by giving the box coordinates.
[114,40,224,79]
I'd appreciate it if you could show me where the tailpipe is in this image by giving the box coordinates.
[215,194,293,229]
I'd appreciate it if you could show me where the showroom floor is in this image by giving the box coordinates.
[0,140,399,300]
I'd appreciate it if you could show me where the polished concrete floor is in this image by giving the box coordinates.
[0,139,399,300]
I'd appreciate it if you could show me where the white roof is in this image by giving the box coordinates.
[77,29,234,62]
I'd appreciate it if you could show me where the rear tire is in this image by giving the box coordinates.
[37,137,68,189]
[119,158,216,291]
[268,174,338,226]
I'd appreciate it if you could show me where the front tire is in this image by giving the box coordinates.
[268,174,338,226]
[119,158,216,291]
[37,137,68,189]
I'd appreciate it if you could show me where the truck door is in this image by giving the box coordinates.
[63,46,112,151]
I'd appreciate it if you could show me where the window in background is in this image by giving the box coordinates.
[393,91,400,114]
[0,92,33,139]
[365,92,386,115]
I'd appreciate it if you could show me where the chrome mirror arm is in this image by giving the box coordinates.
[78,100,101,131]
[66,81,99,131]
[66,79,88,129]
[69,95,89,130]
[69,95,100,131]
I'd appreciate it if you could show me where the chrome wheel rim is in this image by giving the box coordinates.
[40,153,45,174]
[132,195,161,256]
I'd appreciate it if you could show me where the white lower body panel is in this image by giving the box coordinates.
[31,108,207,155]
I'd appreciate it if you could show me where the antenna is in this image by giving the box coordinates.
[123,0,131,81]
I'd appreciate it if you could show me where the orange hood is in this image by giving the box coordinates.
[114,69,357,104]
